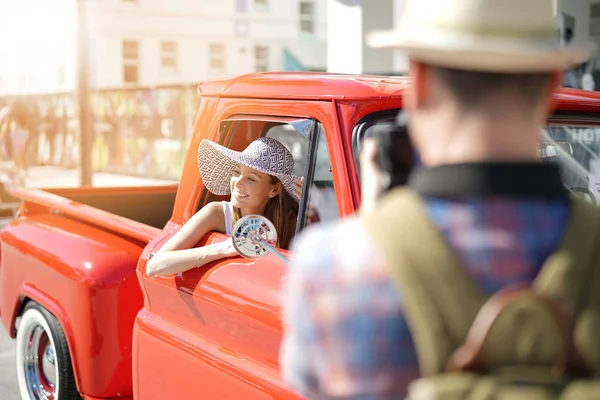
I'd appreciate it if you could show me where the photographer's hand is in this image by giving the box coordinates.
[359,138,385,214]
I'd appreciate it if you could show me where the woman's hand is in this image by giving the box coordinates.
[293,177,305,200]
[359,138,385,214]
[293,177,321,225]
[145,202,237,277]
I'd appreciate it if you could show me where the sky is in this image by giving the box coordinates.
[0,0,77,95]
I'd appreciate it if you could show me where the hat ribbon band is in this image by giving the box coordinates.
[415,20,557,40]
[239,155,284,177]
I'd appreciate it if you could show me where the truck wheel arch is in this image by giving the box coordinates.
[15,301,81,399]
[13,289,82,392]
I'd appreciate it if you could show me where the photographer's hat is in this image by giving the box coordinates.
[367,0,592,72]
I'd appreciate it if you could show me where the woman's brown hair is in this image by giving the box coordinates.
[232,176,299,250]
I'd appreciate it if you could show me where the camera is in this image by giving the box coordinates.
[363,118,414,193]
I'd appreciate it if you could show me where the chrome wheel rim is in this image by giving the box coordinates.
[22,323,57,400]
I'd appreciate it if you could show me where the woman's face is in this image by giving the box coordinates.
[230,164,281,211]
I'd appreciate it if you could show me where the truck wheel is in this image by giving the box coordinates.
[15,302,81,400]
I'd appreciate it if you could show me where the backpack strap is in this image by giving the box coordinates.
[533,196,600,316]
[361,188,487,376]
[444,196,600,378]
[534,196,600,373]
[361,189,600,377]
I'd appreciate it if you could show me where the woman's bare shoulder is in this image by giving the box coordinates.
[187,201,226,231]
[190,200,223,215]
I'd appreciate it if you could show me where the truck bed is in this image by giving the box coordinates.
[48,185,178,229]
[11,184,178,243]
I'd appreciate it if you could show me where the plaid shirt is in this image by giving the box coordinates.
[280,195,569,399]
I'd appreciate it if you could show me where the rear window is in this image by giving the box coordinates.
[351,111,600,206]
[542,124,600,205]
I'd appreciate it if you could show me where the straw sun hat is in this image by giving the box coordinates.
[197,137,302,202]
[367,0,592,72]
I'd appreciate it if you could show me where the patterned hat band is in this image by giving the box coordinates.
[197,137,302,203]
[243,154,291,177]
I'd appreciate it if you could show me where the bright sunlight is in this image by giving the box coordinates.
[0,0,77,95]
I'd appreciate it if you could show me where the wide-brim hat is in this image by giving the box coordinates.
[197,137,302,203]
[367,0,592,73]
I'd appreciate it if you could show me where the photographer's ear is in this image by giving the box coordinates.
[406,61,429,109]
[543,71,562,116]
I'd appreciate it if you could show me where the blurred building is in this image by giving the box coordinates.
[327,0,600,80]
[88,0,327,88]
[0,0,327,94]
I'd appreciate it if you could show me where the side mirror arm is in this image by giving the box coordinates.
[232,214,291,264]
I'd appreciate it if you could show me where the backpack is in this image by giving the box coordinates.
[361,188,600,399]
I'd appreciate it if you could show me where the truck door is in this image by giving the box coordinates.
[134,98,353,399]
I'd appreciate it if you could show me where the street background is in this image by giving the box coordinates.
[0,0,598,398]
[0,323,19,400]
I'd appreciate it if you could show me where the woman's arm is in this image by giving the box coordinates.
[146,202,238,277]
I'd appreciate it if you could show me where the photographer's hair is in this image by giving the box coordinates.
[428,66,554,112]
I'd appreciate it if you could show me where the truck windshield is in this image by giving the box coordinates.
[354,112,600,206]
[542,125,600,206]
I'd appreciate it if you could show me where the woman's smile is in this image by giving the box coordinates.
[233,190,249,199]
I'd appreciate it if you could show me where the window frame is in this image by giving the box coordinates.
[591,3,600,36]
[351,108,401,185]
[208,43,226,73]
[254,45,269,72]
[160,41,178,70]
[196,114,330,236]
[122,40,140,84]
[299,0,316,34]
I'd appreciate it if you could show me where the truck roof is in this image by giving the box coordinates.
[197,72,600,113]
[198,72,411,101]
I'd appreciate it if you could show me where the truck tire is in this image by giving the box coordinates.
[15,302,81,400]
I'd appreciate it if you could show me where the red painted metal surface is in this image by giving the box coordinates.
[0,213,146,397]
[0,72,598,399]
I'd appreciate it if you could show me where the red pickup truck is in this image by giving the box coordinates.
[1,72,600,400]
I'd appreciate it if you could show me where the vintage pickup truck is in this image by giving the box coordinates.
[1,72,600,400]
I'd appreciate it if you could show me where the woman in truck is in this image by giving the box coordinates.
[146,137,302,277]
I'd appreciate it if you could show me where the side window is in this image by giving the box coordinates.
[196,116,340,237]
[265,121,339,229]
[264,123,309,177]
[305,125,339,224]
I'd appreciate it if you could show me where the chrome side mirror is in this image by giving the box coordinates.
[557,141,573,155]
[538,141,574,158]
[232,215,290,264]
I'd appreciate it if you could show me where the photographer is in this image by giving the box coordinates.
[279,0,598,398]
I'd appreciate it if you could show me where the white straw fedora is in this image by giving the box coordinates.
[367,0,592,73]
[197,137,302,203]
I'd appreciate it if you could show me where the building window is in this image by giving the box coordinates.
[122,40,139,84]
[161,41,178,69]
[299,1,315,33]
[235,0,248,13]
[591,3,600,37]
[209,44,226,72]
[255,45,269,72]
[253,0,268,12]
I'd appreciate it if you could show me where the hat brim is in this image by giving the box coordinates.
[197,140,302,203]
[367,31,592,73]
